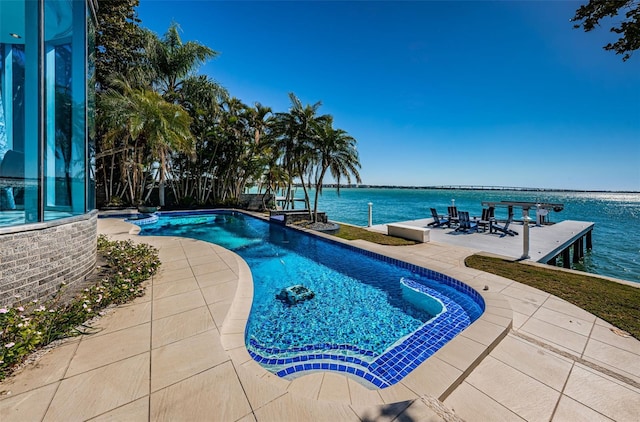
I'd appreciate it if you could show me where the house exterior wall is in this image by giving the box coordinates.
[0,211,97,306]
[0,0,97,306]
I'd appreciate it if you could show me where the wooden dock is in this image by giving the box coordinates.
[369,219,594,268]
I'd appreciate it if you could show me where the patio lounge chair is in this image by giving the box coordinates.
[491,212,518,236]
[428,208,449,228]
[455,211,477,233]
[447,206,459,226]
[477,206,495,232]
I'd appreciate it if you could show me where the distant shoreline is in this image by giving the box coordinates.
[299,184,640,194]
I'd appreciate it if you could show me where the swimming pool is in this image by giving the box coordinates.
[136,211,484,388]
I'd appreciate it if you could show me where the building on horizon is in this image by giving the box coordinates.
[0,0,98,305]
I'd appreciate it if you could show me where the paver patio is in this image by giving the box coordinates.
[1,216,638,421]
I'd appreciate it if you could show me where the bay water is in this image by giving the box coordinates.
[285,188,639,283]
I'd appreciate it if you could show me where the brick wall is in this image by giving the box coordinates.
[0,212,97,306]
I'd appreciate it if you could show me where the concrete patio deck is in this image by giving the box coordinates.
[1,216,639,421]
[369,218,595,267]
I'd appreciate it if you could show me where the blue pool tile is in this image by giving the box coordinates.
[222,214,487,388]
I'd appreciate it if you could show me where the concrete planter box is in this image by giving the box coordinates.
[137,206,158,213]
[269,210,327,225]
[387,223,430,243]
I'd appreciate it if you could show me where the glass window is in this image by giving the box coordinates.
[0,0,91,228]
[0,0,40,226]
[44,0,87,220]
[87,4,95,211]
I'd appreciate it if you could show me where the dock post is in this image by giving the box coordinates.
[548,256,557,266]
[572,239,581,264]
[586,230,593,250]
[521,209,531,259]
[578,237,584,259]
[368,202,373,227]
[562,248,571,268]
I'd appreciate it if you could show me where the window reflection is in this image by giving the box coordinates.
[44,0,86,220]
[0,1,32,225]
[0,0,92,227]
[87,9,96,210]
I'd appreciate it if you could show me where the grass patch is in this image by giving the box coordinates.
[332,224,417,246]
[465,255,640,340]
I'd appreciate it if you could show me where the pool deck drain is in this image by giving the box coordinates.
[1,214,639,421]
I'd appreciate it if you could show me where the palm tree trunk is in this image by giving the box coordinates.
[158,154,166,207]
[295,162,312,220]
[313,166,328,223]
[159,180,165,206]
[126,167,135,205]
[109,153,116,201]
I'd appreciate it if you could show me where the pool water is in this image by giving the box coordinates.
[138,211,484,387]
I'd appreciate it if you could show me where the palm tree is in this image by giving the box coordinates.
[172,75,228,205]
[240,103,273,203]
[219,97,249,201]
[98,75,194,205]
[261,160,290,206]
[270,108,297,207]
[246,102,272,145]
[271,93,329,215]
[311,118,361,222]
[142,23,218,205]
[144,23,218,103]
[95,21,224,208]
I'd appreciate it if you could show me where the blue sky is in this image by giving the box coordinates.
[137,0,640,191]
